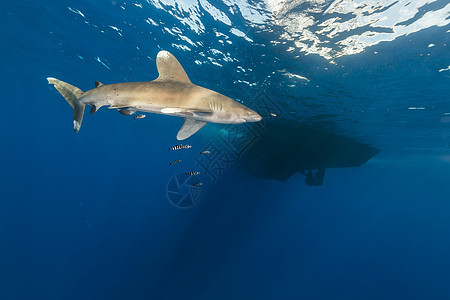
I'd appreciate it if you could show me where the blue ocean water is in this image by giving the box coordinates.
[1,0,450,299]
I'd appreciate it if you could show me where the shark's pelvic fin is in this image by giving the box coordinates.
[118,108,137,116]
[95,81,104,88]
[177,118,207,140]
[155,51,191,83]
[90,105,100,114]
[47,77,85,133]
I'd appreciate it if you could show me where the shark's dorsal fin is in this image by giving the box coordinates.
[177,118,207,140]
[155,51,191,83]
[95,81,103,88]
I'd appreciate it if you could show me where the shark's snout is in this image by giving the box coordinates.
[251,113,262,122]
[244,110,262,122]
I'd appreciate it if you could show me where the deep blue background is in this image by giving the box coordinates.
[1,1,450,299]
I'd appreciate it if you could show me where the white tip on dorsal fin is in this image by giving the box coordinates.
[177,118,207,140]
[155,51,191,83]
[95,81,103,88]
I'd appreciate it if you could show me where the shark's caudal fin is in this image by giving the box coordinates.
[47,77,85,132]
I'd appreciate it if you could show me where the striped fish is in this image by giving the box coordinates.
[169,159,182,166]
[185,171,200,176]
[168,144,192,151]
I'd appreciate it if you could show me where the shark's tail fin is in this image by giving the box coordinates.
[47,77,85,132]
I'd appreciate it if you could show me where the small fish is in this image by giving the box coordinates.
[169,159,182,166]
[200,150,211,154]
[270,112,277,117]
[185,171,200,176]
[192,182,203,186]
[134,114,146,119]
[168,144,192,151]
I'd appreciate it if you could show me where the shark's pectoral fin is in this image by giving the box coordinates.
[177,118,207,140]
[118,108,137,116]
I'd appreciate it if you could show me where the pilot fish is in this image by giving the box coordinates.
[168,144,192,151]
[185,171,200,176]
[169,159,182,165]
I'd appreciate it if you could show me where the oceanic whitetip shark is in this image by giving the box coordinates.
[47,50,262,140]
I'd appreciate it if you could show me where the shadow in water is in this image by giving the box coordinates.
[239,119,379,185]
